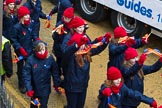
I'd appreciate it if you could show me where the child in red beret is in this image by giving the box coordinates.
[61,16,111,108]
[22,41,61,108]
[10,6,39,94]
[49,0,73,23]
[98,66,157,108]
[120,47,162,108]
[107,26,148,71]
[23,0,48,37]
[52,7,75,78]
[3,0,19,40]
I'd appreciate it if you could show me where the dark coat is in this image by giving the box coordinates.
[98,84,154,108]
[107,38,144,70]
[61,33,108,92]
[50,0,72,23]
[3,11,19,40]
[121,60,162,106]
[10,22,38,57]
[23,0,47,36]
[22,54,61,96]
[52,20,71,57]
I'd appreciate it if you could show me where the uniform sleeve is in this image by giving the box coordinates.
[22,58,33,91]
[123,84,154,105]
[143,59,162,75]
[109,43,128,56]
[10,26,22,50]
[121,62,142,78]
[132,38,143,48]
[90,40,108,56]
[50,5,58,15]
[2,42,13,77]
[35,1,46,19]
[51,56,61,87]
[61,33,79,60]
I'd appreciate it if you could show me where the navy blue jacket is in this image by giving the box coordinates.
[50,0,72,23]
[23,0,46,36]
[121,60,162,106]
[3,11,19,40]
[52,20,71,57]
[61,33,108,92]
[107,39,144,70]
[10,22,38,57]
[98,84,154,108]
[22,54,61,96]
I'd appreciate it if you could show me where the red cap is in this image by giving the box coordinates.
[69,16,85,28]
[114,26,127,38]
[63,7,74,18]
[125,47,138,60]
[18,6,30,19]
[6,0,15,5]
[107,66,122,80]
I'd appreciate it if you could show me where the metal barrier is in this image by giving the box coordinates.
[0,77,15,108]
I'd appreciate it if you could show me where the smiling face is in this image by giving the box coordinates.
[74,25,85,34]
[8,3,15,10]
[113,78,122,86]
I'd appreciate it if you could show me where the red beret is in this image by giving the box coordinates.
[6,0,15,5]
[63,7,74,18]
[114,26,127,38]
[69,16,85,28]
[18,6,30,19]
[107,66,122,80]
[125,47,138,60]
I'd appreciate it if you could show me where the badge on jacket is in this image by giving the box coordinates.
[22,31,26,35]
[33,64,38,68]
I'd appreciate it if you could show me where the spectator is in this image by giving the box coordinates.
[1,36,13,86]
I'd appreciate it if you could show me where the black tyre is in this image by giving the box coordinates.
[110,10,147,37]
[76,0,106,22]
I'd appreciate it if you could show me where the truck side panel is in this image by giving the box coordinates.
[93,0,162,30]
